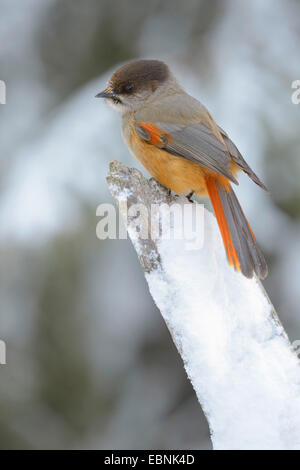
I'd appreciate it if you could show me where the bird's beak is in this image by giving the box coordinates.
[95,90,117,99]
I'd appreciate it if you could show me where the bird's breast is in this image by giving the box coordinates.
[121,114,208,196]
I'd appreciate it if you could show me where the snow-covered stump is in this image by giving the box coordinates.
[107,160,300,450]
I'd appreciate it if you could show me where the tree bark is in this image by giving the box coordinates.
[107,160,300,450]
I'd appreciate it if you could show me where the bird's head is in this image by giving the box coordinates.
[96,59,173,113]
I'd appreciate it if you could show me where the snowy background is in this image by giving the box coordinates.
[0,0,299,449]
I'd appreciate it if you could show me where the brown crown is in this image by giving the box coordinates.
[109,60,169,94]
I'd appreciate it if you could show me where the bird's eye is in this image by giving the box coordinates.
[124,84,134,92]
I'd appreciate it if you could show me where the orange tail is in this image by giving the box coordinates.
[205,175,268,279]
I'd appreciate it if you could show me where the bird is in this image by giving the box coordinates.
[96,59,268,279]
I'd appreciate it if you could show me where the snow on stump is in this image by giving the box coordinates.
[107,160,300,450]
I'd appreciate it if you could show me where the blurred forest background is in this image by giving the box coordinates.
[0,0,300,450]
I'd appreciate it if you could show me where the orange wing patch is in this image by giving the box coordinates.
[136,122,169,147]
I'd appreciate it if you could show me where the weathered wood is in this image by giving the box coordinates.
[106,160,300,450]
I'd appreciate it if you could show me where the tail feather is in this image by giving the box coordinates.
[205,175,268,279]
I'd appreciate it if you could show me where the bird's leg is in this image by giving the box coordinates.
[168,189,182,201]
[186,191,194,203]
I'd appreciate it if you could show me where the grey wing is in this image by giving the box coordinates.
[218,125,268,191]
[136,121,239,184]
